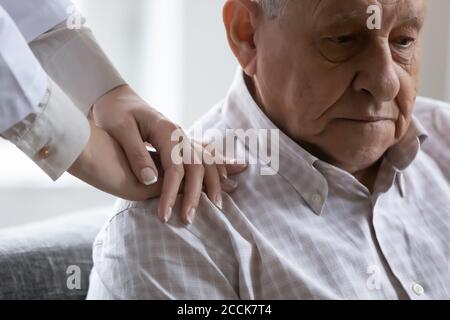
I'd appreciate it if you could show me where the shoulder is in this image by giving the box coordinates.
[95,193,241,261]
[90,194,241,299]
[188,99,229,139]
[413,97,450,180]
[414,96,450,139]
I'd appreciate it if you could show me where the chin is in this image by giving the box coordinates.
[324,121,394,154]
[317,135,391,173]
[330,143,388,173]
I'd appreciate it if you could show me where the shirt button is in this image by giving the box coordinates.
[311,194,322,204]
[412,283,424,296]
[37,146,51,160]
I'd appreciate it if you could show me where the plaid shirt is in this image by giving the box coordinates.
[87,70,450,300]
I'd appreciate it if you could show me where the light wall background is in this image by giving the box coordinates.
[1,0,449,229]
[420,0,450,101]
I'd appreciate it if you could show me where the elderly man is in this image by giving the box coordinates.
[87,0,449,299]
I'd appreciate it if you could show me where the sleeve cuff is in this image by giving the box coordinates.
[29,20,126,115]
[0,5,48,133]
[2,78,90,181]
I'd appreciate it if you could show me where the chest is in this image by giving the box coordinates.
[229,163,450,299]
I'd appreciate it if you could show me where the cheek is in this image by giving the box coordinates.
[394,65,419,139]
[309,71,353,111]
[294,66,356,133]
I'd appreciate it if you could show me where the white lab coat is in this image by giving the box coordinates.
[1,0,72,42]
[0,0,73,132]
[0,1,124,179]
[0,5,47,133]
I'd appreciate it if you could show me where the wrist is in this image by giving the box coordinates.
[94,84,132,108]
[68,121,96,176]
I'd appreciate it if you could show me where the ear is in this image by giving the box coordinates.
[223,0,261,76]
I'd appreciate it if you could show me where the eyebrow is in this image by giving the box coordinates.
[396,16,425,30]
[325,10,365,25]
[316,9,368,30]
[317,9,425,32]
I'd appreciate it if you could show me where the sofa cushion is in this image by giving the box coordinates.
[0,207,109,300]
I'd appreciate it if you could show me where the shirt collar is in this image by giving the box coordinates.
[385,116,428,172]
[221,68,428,215]
[222,69,328,215]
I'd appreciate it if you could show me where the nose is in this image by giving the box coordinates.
[352,39,401,103]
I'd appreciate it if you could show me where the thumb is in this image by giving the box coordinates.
[115,124,159,186]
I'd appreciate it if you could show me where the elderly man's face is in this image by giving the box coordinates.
[237,0,426,173]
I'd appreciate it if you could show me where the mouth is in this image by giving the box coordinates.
[336,117,394,123]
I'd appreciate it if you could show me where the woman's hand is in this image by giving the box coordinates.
[68,121,246,224]
[68,121,162,201]
[79,85,247,224]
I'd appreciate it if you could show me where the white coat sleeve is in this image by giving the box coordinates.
[29,19,126,115]
[0,5,90,180]
[1,77,91,181]
[0,5,47,133]
[0,0,72,42]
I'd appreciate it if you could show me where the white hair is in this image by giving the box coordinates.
[255,0,288,18]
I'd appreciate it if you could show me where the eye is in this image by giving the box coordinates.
[390,36,417,65]
[327,35,355,45]
[393,36,416,49]
[319,33,363,63]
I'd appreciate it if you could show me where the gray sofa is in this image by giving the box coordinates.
[0,208,109,300]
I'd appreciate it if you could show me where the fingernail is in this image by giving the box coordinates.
[162,207,172,223]
[221,170,228,180]
[186,208,196,225]
[215,194,223,210]
[141,167,158,185]
[222,178,239,190]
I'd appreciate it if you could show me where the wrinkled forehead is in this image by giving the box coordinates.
[296,0,426,28]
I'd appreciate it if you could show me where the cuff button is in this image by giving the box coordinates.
[37,146,50,160]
